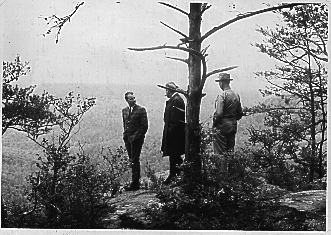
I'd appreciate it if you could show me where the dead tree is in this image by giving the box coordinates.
[129,2,305,180]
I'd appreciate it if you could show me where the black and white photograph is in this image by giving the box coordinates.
[1,0,328,233]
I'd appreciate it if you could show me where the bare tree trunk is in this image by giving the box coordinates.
[308,70,316,185]
[303,14,316,185]
[317,73,326,179]
[185,3,202,180]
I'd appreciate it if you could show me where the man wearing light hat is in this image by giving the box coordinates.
[213,73,243,175]
[158,81,185,185]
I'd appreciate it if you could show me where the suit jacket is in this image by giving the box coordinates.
[161,93,185,156]
[122,104,148,143]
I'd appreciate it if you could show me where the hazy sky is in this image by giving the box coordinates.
[1,0,324,94]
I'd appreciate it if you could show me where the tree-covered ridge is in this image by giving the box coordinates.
[2,3,327,230]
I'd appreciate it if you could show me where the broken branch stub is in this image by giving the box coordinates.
[158,2,189,16]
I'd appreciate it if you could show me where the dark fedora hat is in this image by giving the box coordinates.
[215,73,233,82]
[157,81,178,90]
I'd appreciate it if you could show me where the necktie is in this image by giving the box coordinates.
[128,107,132,119]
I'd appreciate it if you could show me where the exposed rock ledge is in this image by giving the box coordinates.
[101,188,326,229]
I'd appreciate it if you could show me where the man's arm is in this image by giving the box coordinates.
[213,94,224,127]
[236,94,244,120]
[122,109,125,130]
[138,107,148,138]
[122,109,128,142]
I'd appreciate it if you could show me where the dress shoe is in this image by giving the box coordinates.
[124,184,140,191]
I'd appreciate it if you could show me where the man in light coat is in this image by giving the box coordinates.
[213,73,243,175]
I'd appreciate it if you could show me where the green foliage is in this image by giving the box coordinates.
[154,165,260,229]
[3,55,30,82]
[2,89,131,228]
[99,146,131,189]
[254,4,328,183]
[246,103,326,190]
[144,160,164,191]
[256,4,328,66]
[141,125,259,229]
[4,146,130,228]
[2,55,56,135]
[142,125,325,230]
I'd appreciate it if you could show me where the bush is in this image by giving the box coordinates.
[144,149,326,230]
[143,125,326,230]
[143,147,265,230]
[143,160,165,191]
[4,146,130,228]
[2,91,131,228]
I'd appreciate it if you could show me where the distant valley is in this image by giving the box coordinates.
[2,82,265,205]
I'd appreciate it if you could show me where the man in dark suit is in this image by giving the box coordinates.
[160,82,185,185]
[122,91,148,191]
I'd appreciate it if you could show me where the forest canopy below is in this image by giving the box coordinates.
[1,2,327,230]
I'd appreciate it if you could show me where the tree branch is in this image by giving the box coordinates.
[201,3,305,42]
[306,38,328,57]
[198,65,238,92]
[128,44,234,98]
[205,66,238,79]
[21,171,41,220]
[128,44,203,57]
[160,21,188,40]
[306,50,328,62]
[128,44,205,83]
[40,2,84,43]
[200,56,207,93]
[266,79,310,102]
[309,19,328,55]
[200,3,212,16]
[157,84,188,97]
[255,24,328,69]
[158,2,189,16]
[295,44,328,62]
[258,43,307,71]
[288,52,308,64]
[201,45,210,56]
[269,107,310,111]
[0,0,7,7]
[166,56,189,64]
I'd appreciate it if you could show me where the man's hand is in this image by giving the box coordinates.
[212,113,219,127]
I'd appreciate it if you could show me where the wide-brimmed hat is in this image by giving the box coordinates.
[157,81,178,90]
[215,73,233,82]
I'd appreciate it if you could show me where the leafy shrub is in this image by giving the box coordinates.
[143,125,326,230]
[2,91,131,228]
[144,162,262,230]
[4,146,130,228]
[143,126,265,230]
[143,160,165,191]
